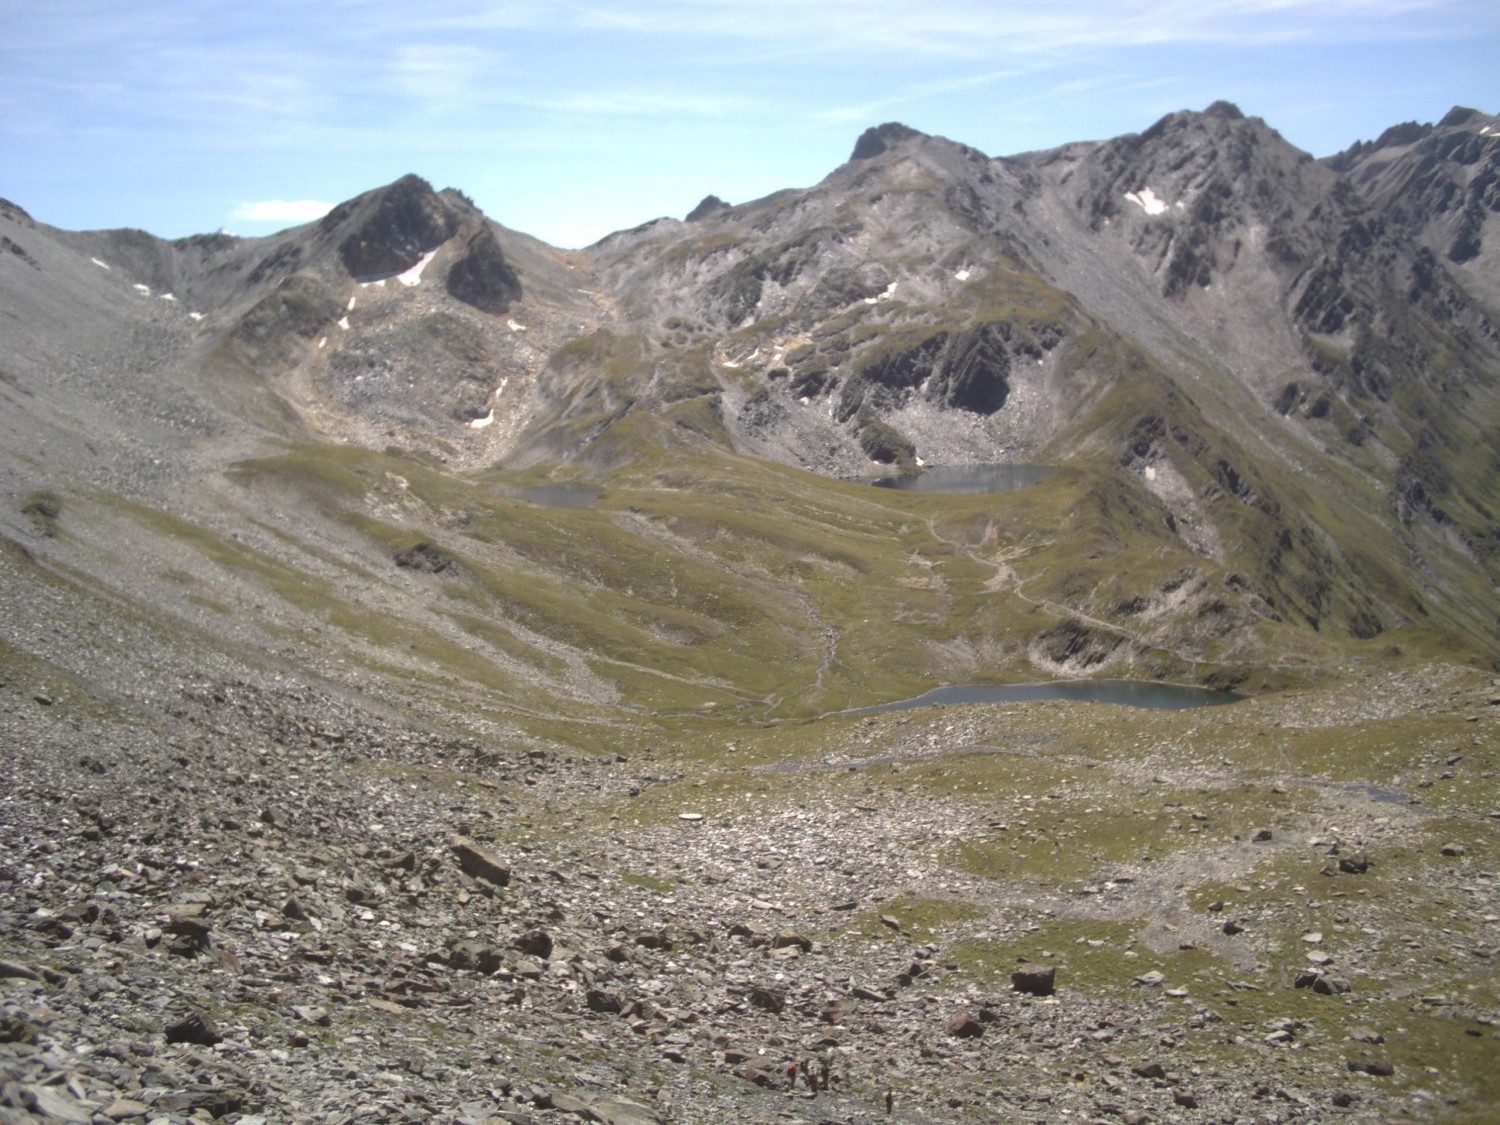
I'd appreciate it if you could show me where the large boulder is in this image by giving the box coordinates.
[450,836,510,887]
[1011,965,1056,996]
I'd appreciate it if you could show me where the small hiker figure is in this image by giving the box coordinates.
[885,1088,894,1115]
[800,1058,813,1090]
[819,1055,831,1090]
[785,1062,797,1091]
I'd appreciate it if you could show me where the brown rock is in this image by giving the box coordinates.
[450,836,511,887]
[165,916,212,957]
[549,1092,600,1120]
[1313,975,1351,996]
[449,939,502,974]
[515,929,554,959]
[586,989,624,1014]
[102,1099,152,1121]
[947,1011,984,1038]
[165,1010,222,1046]
[0,1014,37,1045]
[748,986,785,1014]
[1011,965,1056,996]
[1338,851,1369,874]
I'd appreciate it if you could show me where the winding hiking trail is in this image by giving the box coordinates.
[920,511,1214,673]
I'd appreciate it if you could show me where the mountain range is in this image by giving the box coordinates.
[2,103,1499,1124]
[5,101,1499,685]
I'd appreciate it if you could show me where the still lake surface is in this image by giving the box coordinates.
[506,484,601,509]
[872,464,1056,494]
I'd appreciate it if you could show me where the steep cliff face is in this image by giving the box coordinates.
[1327,106,1500,315]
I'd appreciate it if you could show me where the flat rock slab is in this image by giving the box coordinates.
[451,835,511,887]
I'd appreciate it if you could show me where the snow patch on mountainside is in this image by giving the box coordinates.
[398,250,438,287]
[1125,188,1170,215]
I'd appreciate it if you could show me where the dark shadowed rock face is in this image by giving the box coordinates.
[444,226,522,315]
[850,122,923,161]
[929,322,1014,414]
[685,195,731,222]
[394,542,459,574]
[328,174,458,280]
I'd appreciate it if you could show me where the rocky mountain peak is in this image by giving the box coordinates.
[1202,99,1245,121]
[850,122,925,161]
[319,173,458,281]
[1324,104,1499,307]
[1439,105,1485,128]
[685,194,732,222]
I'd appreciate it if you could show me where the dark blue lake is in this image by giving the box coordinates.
[507,484,601,509]
[872,464,1056,494]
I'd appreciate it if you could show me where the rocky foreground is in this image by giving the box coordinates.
[2,605,1497,1125]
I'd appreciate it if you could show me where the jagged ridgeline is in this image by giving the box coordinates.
[5,101,1500,1125]
[2,104,1499,692]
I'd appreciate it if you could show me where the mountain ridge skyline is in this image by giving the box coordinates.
[13,99,1497,252]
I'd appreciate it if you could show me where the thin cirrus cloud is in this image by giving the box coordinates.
[527,91,761,118]
[2,0,1493,244]
[462,0,1478,55]
[229,200,335,224]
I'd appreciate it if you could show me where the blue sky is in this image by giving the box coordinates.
[3,1,1497,248]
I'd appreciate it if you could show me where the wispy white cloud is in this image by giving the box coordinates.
[230,199,335,223]
[392,44,497,109]
[443,0,1486,57]
[813,67,1034,126]
[5,0,1495,241]
[528,90,761,118]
